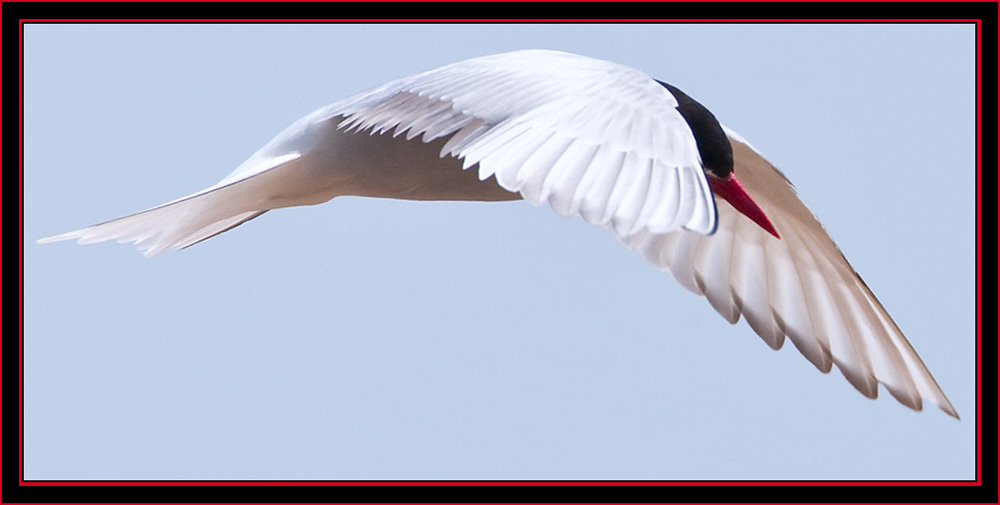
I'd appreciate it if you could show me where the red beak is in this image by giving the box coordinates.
[707,173,780,239]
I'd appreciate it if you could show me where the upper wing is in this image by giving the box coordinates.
[620,128,958,418]
[40,50,719,254]
[322,49,718,238]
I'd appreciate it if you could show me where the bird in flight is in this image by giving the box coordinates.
[39,50,957,418]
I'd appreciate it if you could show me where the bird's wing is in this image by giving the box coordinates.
[39,50,718,255]
[619,127,958,417]
[34,107,320,257]
[34,152,299,257]
[322,49,717,238]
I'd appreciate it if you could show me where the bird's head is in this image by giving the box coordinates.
[658,80,780,239]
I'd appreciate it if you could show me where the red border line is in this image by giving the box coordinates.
[17,17,985,23]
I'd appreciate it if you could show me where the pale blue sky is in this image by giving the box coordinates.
[23,23,976,480]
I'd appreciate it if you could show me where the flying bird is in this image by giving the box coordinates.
[39,50,957,418]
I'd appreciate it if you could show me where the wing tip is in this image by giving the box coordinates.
[36,230,85,245]
[932,394,961,420]
[942,405,961,420]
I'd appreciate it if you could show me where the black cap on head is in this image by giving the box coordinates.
[656,80,733,179]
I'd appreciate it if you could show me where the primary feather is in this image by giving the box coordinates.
[38,49,957,418]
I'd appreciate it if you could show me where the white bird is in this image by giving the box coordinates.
[39,49,957,418]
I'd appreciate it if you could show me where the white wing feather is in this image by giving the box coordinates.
[40,50,715,254]
[621,130,958,417]
[325,50,716,237]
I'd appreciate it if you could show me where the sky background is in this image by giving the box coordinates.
[23,23,976,480]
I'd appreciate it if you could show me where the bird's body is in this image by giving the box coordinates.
[39,49,957,418]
